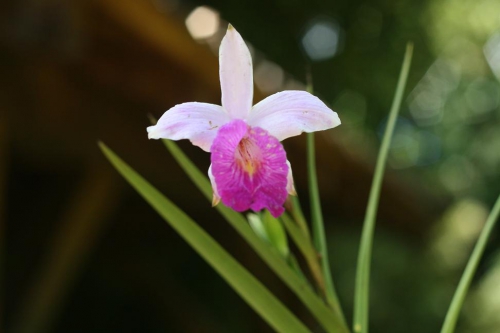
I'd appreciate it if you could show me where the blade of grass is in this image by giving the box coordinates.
[99,142,311,333]
[304,77,346,324]
[307,132,345,323]
[440,194,500,333]
[352,43,413,333]
[289,196,311,241]
[161,139,350,333]
[288,254,309,285]
[281,213,326,296]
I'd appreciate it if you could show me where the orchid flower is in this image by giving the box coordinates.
[147,24,340,217]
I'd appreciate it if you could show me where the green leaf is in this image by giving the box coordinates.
[287,254,310,286]
[99,142,311,333]
[440,194,500,333]
[161,139,350,333]
[353,43,414,333]
[289,195,311,241]
[281,213,326,297]
[305,82,346,324]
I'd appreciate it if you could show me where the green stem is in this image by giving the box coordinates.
[307,132,347,326]
[440,194,500,333]
[352,43,413,333]
[281,213,326,297]
[290,195,311,241]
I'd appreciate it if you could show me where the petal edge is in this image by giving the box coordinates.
[147,102,230,152]
[248,90,340,141]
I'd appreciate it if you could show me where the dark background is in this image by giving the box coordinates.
[2,0,500,332]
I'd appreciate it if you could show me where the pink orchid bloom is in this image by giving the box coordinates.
[147,24,340,217]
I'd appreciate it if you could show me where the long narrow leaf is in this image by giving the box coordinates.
[99,142,310,333]
[162,139,350,333]
[289,196,312,241]
[440,194,500,333]
[305,79,345,323]
[281,213,326,295]
[353,43,413,333]
[306,132,344,321]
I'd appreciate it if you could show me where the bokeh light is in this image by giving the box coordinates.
[430,199,488,269]
[484,32,500,79]
[301,18,342,61]
[185,6,220,40]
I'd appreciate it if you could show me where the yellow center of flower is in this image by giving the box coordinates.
[235,137,260,176]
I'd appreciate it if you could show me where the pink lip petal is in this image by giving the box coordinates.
[210,119,289,217]
[219,24,254,119]
[247,126,289,217]
[147,102,230,152]
[210,119,250,209]
[248,90,341,142]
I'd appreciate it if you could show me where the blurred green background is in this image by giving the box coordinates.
[2,0,500,332]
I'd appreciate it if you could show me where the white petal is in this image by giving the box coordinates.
[208,164,220,206]
[147,102,230,152]
[286,160,296,196]
[248,90,341,141]
[219,24,253,119]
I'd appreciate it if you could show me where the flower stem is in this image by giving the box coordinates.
[290,195,311,241]
[307,132,347,326]
[352,43,413,333]
[281,213,326,297]
[440,193,500,333]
